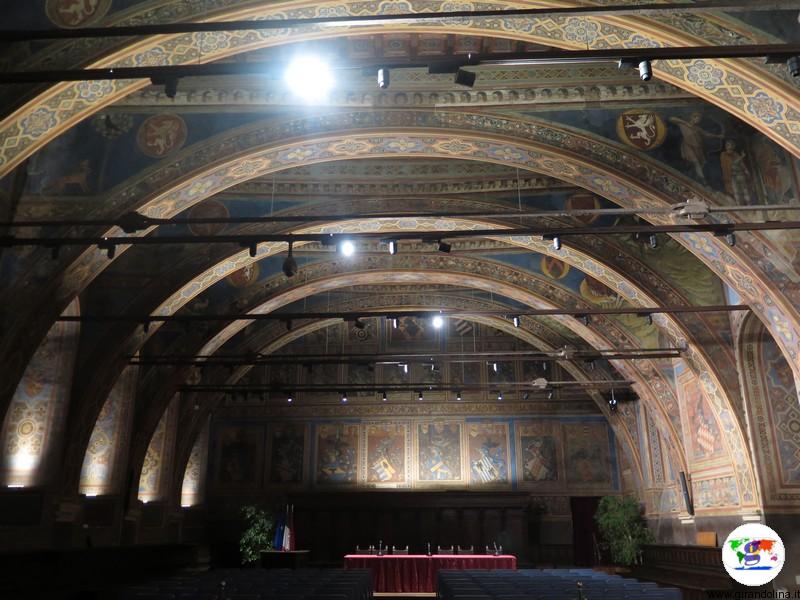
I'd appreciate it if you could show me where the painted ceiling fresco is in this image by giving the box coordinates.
[3,3,800,545]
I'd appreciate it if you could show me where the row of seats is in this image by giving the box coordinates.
[356,545,501,555]
[437,568,682,600]
[118,568,372,600]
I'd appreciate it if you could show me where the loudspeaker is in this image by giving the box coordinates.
[679,471,694,515]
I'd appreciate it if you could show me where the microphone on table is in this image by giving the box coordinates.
[378,540,383,556]
[493,541,499,556]
[427,542,431,556]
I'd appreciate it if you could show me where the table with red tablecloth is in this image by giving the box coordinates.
[343,554,517,593]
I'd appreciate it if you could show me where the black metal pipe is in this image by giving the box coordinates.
[57,305,747,324]
[2,2,794,42]
[2,221,797,248]
[1,43,798,84]
[182,381,632,392]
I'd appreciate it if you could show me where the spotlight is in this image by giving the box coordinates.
[456,391,462,401]
[581,315,591,326]
[586,359,595,371]
[248,242,258,258]
[378,67,390,89]
[552,235,561,251]
[285,319,293,331]
[437,240,452,253]
[522,392,530,401]
[609,389,618,412]
[512,316,520,328]
[418,391,424,402]
[542,361,548,371]
[382,390,387,402]
[788,56,800,78]
[282,242,297,277]
[638,59,653,81]
[339,240,356,257]
[285,55,333,103]
[401,363,408,374]
[726,232,736,247]
[432,315,444,329]
[287,392,293,404]
[648,233,658,249]
[387,239,398,255]
[497,391,504,401]
[548,390,554,400]
[341,392,348,403]
[492,362,498,373]
[392,317,399,329]
[106,244,115,259]
[454,68,476,88]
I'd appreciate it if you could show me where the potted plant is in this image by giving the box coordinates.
[595,496,653,569]
[239,505,275,565]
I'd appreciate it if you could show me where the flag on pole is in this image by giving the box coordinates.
[273,507,286,550]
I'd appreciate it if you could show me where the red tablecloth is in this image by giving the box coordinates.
[343,554,517,593]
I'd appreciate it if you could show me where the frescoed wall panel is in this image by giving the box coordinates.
[563,423,614,489]
[80,364,137,496]
[267,422,307,486]
[315,423,359,486]
[211,422,264,491]
[363,422,410,487]
[516,421,562,489]
[138,393,180,502]
[181,418,210,507]
[467,421,510,487]
[416,421,464,485]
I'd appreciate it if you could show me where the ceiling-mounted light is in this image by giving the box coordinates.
[512,316,520,328]
[492,362,498,373]
[341,391,348,403]
[378,67,390,89]
[586,359,596,371]
[401,363,408,374]
[726,232,736,247]
[387,239,398,255]
[249,242,258,258]
[285,55,333,102]
[382,390,387,402]
[609,389,618,412]
[282,241,297,277]
[454,68,476,88]
[391,317,399,329]
[638,59,653,81]
[456,391,462,402]
[548,390,554,400]
[285,319,293,331]
[432,315,444,329]
[648,234,658,249]
[287,392,293,403]
[418,390,424,402]
[497,391,504,401]
[552,235,561,251]
[788,56,800,77]
[581,315,591,326]
[339,240,356,257]
[437,240,452,253]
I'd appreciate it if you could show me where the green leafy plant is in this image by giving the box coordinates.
[239,505,275,565]
[595,496,653,566]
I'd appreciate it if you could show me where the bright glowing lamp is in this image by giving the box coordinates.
[285,56,334,103]
[432,315,444,329]
[339,240,356,257]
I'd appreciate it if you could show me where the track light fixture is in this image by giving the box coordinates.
[454,68,476,87]
[548,390,554,400]
[497,391,504,401]
[282,242,297,277]
[456,391,462,401]
[378,67,390,89]
[401,363,408,374]
[285,319,293,331]
[492,362,498,373]
[609,389,618,412]
[339,240,356,257]
[387,239,398,255]
[649,233,658,249]
[581,315,591,326]
[437,240,452,253]
[382,390,387,402]
[248,242,258,258]
[726,232,736,247]
[151,76,179,99]
[418,390,424,402]
[432,315,444,329]
[552,235,562,251]
[619,58,652,81]
[341,391,348,403]
[391,317,399,329]
[287,392,293,403]
[512,316,521,328]
[586,359,596,371]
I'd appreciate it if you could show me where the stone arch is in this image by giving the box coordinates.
[738,312,800,511]
[2,0,798,178]
[167,307,649,509]
[0,298,80,487]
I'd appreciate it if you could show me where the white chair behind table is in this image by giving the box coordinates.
[457,545,474,554]
[391,545,409,555]
[436,545,455,554]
